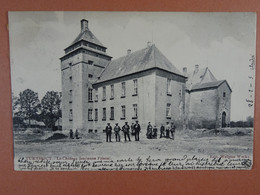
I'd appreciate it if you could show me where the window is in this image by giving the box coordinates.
[88,109,93,121]
[95,89,98,102]
[88,74,93,78]
[102,108,106,121]
[69,109,73,121]
[110,107,114,120]
[133,104,138,119]
[167,79,171,95]
[110,85,114,99]
[88,60,93,65]
[88,88,93,102]
[133,79,138,96]
[69,63,72,70]
[69,90,72,103]
[102,86,106,100]
[121,82,126,97]
[121,105,126,119]
[95,109,98,121]
[223,92,226,98]
[179,89,182,97]
[69,76,72,82]
[166,103,171,118]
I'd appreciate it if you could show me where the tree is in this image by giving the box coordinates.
[16,89,40,127]
[246,116,254,127]
[40,91,62,130]
[12,92,18,116]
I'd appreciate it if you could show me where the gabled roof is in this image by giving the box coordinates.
[190,80,232,92]
[186,67,217,91]
[95,44,185,84]
[70,29,104,48]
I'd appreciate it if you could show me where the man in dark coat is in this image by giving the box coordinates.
[122,122,131,142]
[160,124,165,138]
[105,123,112,142]
[114,123,121,142]
[153,125,158,139]
[131,123,135,136]
[69,129,74,139]
[134,120,141,141]
[170,122,176,140]
[146,122,153,139]
[75,129,79,139]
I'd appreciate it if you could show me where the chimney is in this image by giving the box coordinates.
[183,67,187,74]
[127,49,131,55]
[147,41,152,48]
[195,64,199,73]
[81,19,89,32]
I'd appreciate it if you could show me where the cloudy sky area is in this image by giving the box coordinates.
[8,12,256,121]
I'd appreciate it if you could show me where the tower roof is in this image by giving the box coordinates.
[186,67,217,91]
[70,29,104,47]
[95,44,185,84]
[67,19,105,49]
[185,66,232,92]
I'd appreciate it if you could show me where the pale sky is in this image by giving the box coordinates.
[8,12,256,121]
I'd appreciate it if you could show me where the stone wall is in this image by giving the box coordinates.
[90,72,156,132]
[216,82,232,127]
[188,89,218,123]
[155,70,186,128]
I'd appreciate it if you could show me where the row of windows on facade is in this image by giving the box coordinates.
[68,77,182,103]
[87,79,181,102]
[87,79,138,102]
[68,103,172,122]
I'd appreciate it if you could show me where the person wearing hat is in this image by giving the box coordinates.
[69,129,74,139]
[134,120,141,141]
[153,125,158,139]
[160,124,165,138]
[114,123,121,142]
[170,122,176,140]
[105,123,112,142]
[146,122,153,139]
[131,122,135,136]
[122,122,131,142]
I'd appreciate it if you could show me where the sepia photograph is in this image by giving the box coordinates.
[9,11,256,171]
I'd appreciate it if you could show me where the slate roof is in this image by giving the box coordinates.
[191,80,226,91]
[70,28,104,47]
[186,68,217,90]
[95,44,185,83]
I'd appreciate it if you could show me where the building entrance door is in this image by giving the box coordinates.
[222,112,226,128]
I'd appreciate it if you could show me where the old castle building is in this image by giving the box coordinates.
[60,19,232,132]
[184,66,232,128]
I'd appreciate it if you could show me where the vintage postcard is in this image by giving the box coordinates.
[9,12,256,171]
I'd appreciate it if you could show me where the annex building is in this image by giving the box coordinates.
[60,19,232,132]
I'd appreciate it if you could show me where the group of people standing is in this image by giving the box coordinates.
[146,122,176,139]
[161,122,176,139]
[69,129,80,139]
[105,121,176,142]
[105,121,141,142]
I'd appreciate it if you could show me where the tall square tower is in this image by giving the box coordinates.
[60,19,112,131]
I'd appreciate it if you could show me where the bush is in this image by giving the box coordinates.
[188,118,216,130]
